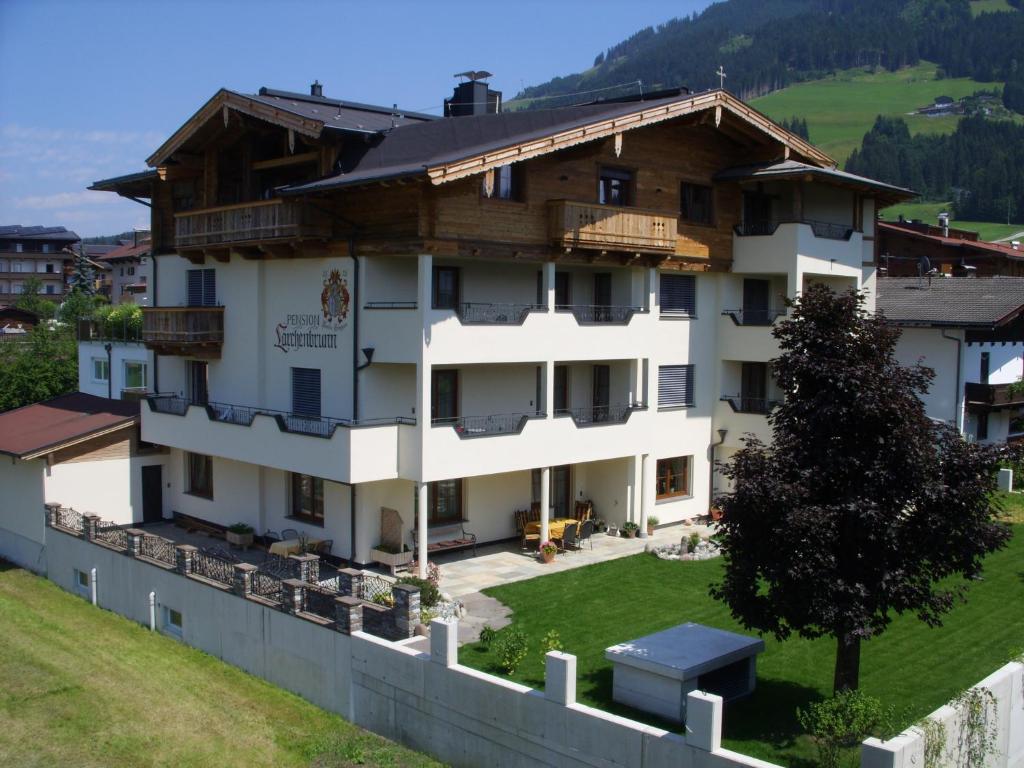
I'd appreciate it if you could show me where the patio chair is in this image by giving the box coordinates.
[577,519,595,550]
[514,509,539,550]
[557,521,579,554]
[281,528,299,541]
[263,529,281,543]
[315,539,333,557]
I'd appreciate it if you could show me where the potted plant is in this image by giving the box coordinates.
[646,515,660,537]
[621,521,640,539]
[226,522,254,550]
[539,540,558,564]
[593,518,607,533]
[370,542,414,576]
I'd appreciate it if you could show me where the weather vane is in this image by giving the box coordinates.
[716,66,727,90]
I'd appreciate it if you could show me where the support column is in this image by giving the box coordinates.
[417,481,429,579]
[647,267,658,314]
[544,261,556,312]
[640,454,655,538]
[544,360,555,417]
[540,466,551,543]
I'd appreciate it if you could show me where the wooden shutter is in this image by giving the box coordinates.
[202,269,216,306]
[187,268,217,307]
[660,274,696,316]
[291,368,321,417]
[658,364,694,407]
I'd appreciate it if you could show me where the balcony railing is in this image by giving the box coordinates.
[964,382,1024,409]
[557,305,648,325]
[174,198,330,250]
[142,306,224,357]
[147,395,415,438]
[549,199,676,254]
[77,317,142,342]
[555,403,646,426]
[721,395,782,415]
[456,302,546,325]
[432,411,542,438]
[734,219,855,241]
[721,308,787,326]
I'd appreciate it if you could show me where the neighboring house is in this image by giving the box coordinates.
[96,237,152,305]
[0,225,79,303]
[0,305,40,337]
[0,393,167,570]
[88,79,912,571]
[877,276,1024,444]
[878,218,1024,277]
[76,320,155,400]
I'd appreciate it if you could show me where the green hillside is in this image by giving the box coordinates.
[878,200,1024,241]
[751,61,1005,164]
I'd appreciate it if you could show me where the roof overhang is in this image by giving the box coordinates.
[715,160,917,207]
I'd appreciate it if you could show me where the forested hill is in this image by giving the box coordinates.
[512,0,1023,107]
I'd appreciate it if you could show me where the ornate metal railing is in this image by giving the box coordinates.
[148,395,190,416]
[721,308,786,326]
[456,302,545,325]
[303,586,339,621]
[139,534,177,565]
[733,219,855,241]
[250,569,283,604]
[557,305,647,325]
[53,506,84,533]
[556,403,644,426]
[433,411,539,438]
[317,564,343,592]
[94,522,128,550]
[720,395,782,415]
[362,574,395,606]
[190,550,235,586]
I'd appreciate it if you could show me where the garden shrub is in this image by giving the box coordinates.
[396,575,440,608]
[494,628,528,674]
[796,689,890,768]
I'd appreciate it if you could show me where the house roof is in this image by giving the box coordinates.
[876,277,1024,327]
[96,240,151,263]
[0,393,139,460]
[878,221,1024,260]
[88,169,159,197]
[0,225,80,242]
[713,159,917,206]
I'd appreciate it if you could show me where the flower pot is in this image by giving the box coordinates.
[646,525,655,537]
[370,547,415,576]
[226,530,253,550]
[623,528,637,539]
[539,549,556,564]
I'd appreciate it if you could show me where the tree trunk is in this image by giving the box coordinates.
[833,632,861,693]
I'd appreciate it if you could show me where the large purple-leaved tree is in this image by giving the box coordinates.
[711,284,1012,693]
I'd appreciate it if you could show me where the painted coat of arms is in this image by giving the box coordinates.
[320,269,350,328]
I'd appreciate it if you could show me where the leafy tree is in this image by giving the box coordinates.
[69,246,95,296]
[711,285,1011,693]
[13,277,57,320]
[0,323,78,411]
[58,290,101,326]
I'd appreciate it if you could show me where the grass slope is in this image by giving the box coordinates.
[0,563,441,768]
[751,61,1006,164]
[970,0,1016,16]
[461,525,1023,767]
[878,200,1024,242]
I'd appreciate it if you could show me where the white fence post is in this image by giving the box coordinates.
[686,690,722,752]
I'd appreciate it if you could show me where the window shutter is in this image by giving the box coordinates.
[291,368,321,417]
[660,274,696,316]
[658,364,694,407]
[202,269,216,306]
[187,269,203,306]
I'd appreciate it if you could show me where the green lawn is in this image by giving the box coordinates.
[752,61,1006,164]
[0,563,441,768]
[878,200,1024,242]
[970,0,1016,16]
[461,526,1024,767]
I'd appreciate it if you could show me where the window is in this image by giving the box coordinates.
[659,364,695,408]
[128,266,135,276]
[92,358,109,383]
[599,167,633,206]
[980,352,990,385]
[553,365,569,413]
[482,164,523,201]
[119,267,124,277]
[189,361,209,406]
[432,266,460,310]
[41,244,51,254]
[431,369,459,421]
[680,183,714,225]
[163,606,183,638]
[186,268,217,307]
[660,274,696,316]
[291,367,321,417]
[290,473,324,524]
[430,478,463,523]
[45,262,54,273]
[554,272,571,307]
[12,262,22,273]
[45,284,56,295]
[656,457,691,499]
[123,361,148,390]
[977,412,989,441]
[186,452,213,499]
[73,568,91,597]
[14,243,22,253]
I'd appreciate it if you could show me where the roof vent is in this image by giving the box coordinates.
[938,211,949,237]
[1013,240,1021,251]
[445,71,502,117]
[310,80,323,98]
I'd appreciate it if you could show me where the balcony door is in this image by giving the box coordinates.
[188,361,209,406]
[553,365,568,414]
[432,369,459,422]
[432,266,460,310]
[742,279,771,325]
[742,191,774,230]
[555,272,571,307]
[533,465,572,519]
[740,362,767,414]
[592,364,610,421]
[594,273,612,321]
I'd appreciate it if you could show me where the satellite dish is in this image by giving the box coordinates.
[453,70,493,82]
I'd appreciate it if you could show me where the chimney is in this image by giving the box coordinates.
[445,71,502,117]
[1013,241,1020,251]
[938,211,949,238]
[310,80,323,98]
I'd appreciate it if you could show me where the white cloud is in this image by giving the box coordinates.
[16,190,117,210]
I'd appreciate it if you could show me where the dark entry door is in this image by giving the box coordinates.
[592,364,610,421]
[594,273,612,322]
[141,465,163,524]
[741,362,767,414]
[742,279,771,325]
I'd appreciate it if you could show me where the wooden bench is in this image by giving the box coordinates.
[412,520,477,557]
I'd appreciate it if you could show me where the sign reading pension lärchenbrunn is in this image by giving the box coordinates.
[274,267,350,353]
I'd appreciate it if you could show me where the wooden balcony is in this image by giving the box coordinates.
[965,382,1024,410]
[548,200,676,255]
[142,307,224,358]
[173,198,331,257]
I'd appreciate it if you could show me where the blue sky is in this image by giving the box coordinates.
[0,0,711,237]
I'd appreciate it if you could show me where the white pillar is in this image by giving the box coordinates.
[640,453,655,538]
[647,267,658,314]
[540,466,551,542]
[417,481,429,579]
[544,360,555,417]
[544,261,556,312]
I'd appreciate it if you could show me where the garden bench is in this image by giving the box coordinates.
[412,520,477,557]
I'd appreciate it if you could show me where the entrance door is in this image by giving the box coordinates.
[431,369,459,422]
[555,272,571,307]
[552,465,571,519]
[189,361,209,405]
[141,465,163,524]
[594,273,612,321]
[592,364,610,421]
[553,365,569,414]
[741,362,767,414]
[742,279,771,325]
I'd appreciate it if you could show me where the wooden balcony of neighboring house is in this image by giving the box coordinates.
[173,198,332,261]
[141,306,224,358]
[548,199,676,255]
[964,381,1024,410]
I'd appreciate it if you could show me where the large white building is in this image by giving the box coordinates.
[87,80,913,574]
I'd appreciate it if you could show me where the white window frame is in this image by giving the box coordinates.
[73,568,90,597]
[14,243,23,253]
[123,360,148,390]
[162,606,183,638]
[92,358,110,383]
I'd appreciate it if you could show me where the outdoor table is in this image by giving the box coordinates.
[524,518,577,540]
[605,622,765,723]
[268,537,323,557]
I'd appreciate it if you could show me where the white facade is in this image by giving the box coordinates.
[78,339,155,399]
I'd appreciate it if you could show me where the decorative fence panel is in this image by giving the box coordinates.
[139,534,176,566]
